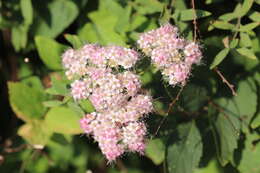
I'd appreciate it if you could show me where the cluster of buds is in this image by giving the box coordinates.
[137,23,202,86]
[62,44,153,162]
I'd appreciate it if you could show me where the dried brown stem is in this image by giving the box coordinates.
[214,68,237,96]
[191,0,198,41]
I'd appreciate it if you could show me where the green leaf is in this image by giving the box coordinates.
[214,111,240,166]
[133,0,164,15]
[115,6,132,34]
[248,11,260,22]
[194,159,223,173]
[167,121,202,173]
[236,47,257,59]
[46,75,70,96]
[251,114,260,129]
[240,32,252,47]
[21,76,44,91]
[178,9,212,21]
[64,34,83,49]
[78,23,99,43]
[180,84,208,112]
[209,21,235,31]
[237,132,260,173]
[255,0,260,5]
[35,36,67,70]
[43,100,63,107]
[88,9,126,45]
[18,120,52,148]
[31,0,79,38]
[45,107,83,134]
[68,102,85,116]
[215,77,257,132]
[237,0,254,17]
[145,138,165,165]
[218,12,237,21]
[79,99,95,113]
[239,22,260,32]
[210,48,230,69]
[20,0,33,24]
[8,82,47,122]
[230,39,239,48]
[11,24,28,51]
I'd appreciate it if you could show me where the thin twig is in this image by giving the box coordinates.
[153,86,184,138]
[3,144,27,153]
[214,68,237,96]
[191,0,198,41]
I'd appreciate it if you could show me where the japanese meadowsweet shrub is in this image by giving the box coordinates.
[62,23,202,162]
[62,44,153,162]
[137,23,202,86]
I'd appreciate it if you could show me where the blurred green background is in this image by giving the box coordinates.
[0,0,259,173]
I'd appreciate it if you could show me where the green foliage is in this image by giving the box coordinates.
[35,36,67,70]
[8,80,47,122]
[45,107,83,134]
[145,138,165,165]
[2,0,260,172]
[167,121,203,173]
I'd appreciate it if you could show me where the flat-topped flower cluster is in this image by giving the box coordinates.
[61,23,202,162]
[62,44,153,162]
[137,23,202,86]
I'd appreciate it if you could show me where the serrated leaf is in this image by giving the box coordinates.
[178,9,212,21]
[216,77,257,132]
[180,84,208,112]
[18,120,52,147]
[78,23,99,43]
[145,138,165,165]
[115,6,131,34]
[45,107,83,134]
[214,111,240,166]
[236,47,257,59]
[64,34,83,49]
[31,0,79,38]
[88,9,126,45]
[35,36,67,70]
[167,121,202,173]
[210,48,230,69]
[237,132,260,173]
[8,82,47,122]
[20,0,33,24]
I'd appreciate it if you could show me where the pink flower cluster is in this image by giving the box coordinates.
[62,44,153,162]
[137,23,202,86]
